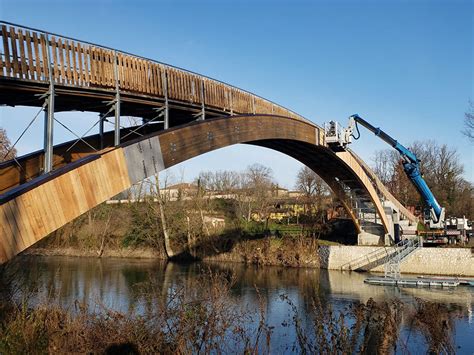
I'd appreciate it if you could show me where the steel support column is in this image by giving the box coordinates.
[113,51,121,146]
[99,115,104,150]
[43,33,55,173]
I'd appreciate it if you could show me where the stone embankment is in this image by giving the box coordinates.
[319,246,474,276]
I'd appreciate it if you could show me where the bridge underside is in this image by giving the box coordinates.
[0,77,230,123]
[0,114,393,265]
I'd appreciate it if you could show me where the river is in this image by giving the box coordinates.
[4,256,474,353]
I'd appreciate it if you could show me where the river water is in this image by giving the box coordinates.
[4,256,474,353]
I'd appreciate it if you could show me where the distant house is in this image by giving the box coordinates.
[160,183,199,201]
[272,186,289,197]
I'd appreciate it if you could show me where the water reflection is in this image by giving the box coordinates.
[4,256,474,353]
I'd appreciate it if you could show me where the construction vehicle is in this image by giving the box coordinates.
[324,114,471,245]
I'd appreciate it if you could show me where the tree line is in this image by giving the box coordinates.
[372,140,472,219]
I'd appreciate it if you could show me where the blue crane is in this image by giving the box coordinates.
[325,114,445,227]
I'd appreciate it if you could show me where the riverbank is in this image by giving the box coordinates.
[23,201,473,276]
[25,241,474,277]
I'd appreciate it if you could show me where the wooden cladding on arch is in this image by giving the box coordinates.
[0,24,303,119]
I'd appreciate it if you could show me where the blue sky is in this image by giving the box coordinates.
[1,0,472,188]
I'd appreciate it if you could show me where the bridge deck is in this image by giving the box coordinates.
[0,23,305,122]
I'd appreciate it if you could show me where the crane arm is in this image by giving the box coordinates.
[347,114,444,225]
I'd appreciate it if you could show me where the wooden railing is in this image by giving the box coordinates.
[0,22,304,119]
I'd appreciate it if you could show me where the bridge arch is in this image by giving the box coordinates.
[0,114,389,264]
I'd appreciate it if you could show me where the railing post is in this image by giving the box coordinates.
[230,90,233,115]
[113,50,120,146]
[162,68,169,129]
[43,33,55,173]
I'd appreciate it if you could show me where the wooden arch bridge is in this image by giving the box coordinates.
[0,23,417,264]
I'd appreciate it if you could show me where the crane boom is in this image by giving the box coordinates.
[325,114,444,227]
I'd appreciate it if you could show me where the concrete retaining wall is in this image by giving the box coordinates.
[319,246,474,276]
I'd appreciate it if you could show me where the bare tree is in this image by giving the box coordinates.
[151,172,176,258]
[372,150,398,185]
[196,170,240,192]
[245,164,274,225]
[462,100,474,142]
[0,128,17,162]
[295,166,330,213]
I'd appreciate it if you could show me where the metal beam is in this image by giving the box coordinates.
[43,33,54,173]
[99,115,104,150]
[113,51,121,146]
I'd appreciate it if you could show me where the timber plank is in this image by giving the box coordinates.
[84,160,105,202]
[22,190,47,238]
[0,206,16,260]
[129,55,134,90]
[40,34,49,80]
[71,41,78,84]
[122,54,129,90]
[64,40,72,84]
[17,30,27,79]
[138,59,144,92]
[135,57,140,92]
[1,26,11,76]
[26,31,41,80]
[129,56,135,91]
[50,174,74,223]
[12,194,36,247]
[146,62,152,94]
[139,59,145,93]
[122,55,129,90]
[77,43,84,84]
[3,200,28,251]
[24,185,52,237]
[134,57,139,92]
[9,27,19,77]
[58,38,66,84]
[89,46,96,85]
[118,54,126,90]
[104,50,110,87]
[51,36,59,83]
[25,31,35,79]
[77,43,85,85]
[67,169,89,214]
[107,50,113,87]
[76,164,98,208]
[42,180,67,232]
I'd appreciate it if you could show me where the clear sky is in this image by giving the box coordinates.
[1,0,472,188]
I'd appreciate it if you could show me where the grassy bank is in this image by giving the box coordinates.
[30,201,342,268]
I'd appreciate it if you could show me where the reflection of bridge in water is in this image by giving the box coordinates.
[0,22,417,264]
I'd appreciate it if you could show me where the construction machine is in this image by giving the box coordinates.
[324,114,471,244]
